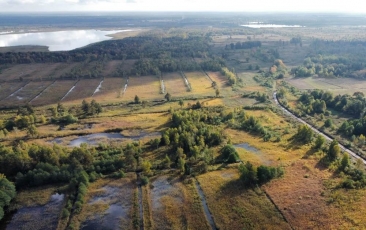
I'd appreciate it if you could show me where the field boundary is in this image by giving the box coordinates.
[29,80,56,103]
[180,71,192,91]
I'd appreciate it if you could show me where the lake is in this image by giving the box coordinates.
[0,29,131,51]
[241,24,303,28]
[51,131,161,147]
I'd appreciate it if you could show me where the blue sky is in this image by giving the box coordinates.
[0,0,365,12]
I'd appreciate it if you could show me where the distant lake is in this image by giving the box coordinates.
[0,29,131,51]
[241,24,303,28]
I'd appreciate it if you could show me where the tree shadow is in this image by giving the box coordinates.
[285,137,307,151]
[217,178,251,199]
[302,147,318,159]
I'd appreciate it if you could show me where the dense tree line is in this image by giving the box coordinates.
[292,39,366,78]
[0,175,16,221]
[239,162,283,186]
[296,90,365,118]
[60,61,105,79]
[220,67,237,85]
[0,36,211,64]
[226,41,262,50]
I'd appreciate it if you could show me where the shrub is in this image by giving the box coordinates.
[141,176,149,186]
[61,208,70,219]
[220,145,240,163]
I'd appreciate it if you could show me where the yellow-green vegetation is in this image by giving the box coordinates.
[145,175,209,230]
[197,169,290,229]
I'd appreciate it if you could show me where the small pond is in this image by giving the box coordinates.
[241,24,303,28]
[234,143,260,154]
[0,193,64,230]
[51,131,161,147]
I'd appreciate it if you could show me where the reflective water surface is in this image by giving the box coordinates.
[241,24,303,28]
[0,29,130,51]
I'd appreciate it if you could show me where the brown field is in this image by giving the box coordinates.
[92,77,124,104]
[263,159,361,229]
[48,62,80,79]
[62,78,102,103]
[162,72,188,97]
[31,80,77,106]
[0,81,26,100]
[1,81,52,107]
[196,169,290,230]
[0,63,80,82]
[101,60,124,77]
[0,64,50,81]
[184,71,215,96]
[122,75,161,102]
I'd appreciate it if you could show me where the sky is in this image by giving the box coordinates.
[0,0,366,13]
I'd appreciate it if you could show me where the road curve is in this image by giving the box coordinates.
[273,92,366,165]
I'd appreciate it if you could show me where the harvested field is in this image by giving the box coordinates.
[0,63,80,82]
[122,75,161,102]
[49,63,80,79]
[197,169,290,230]
[184,71,214,96]
[92,77,124,103]
[0,64,48,81]
[163,72,188,97]
[62,78,102,103]
[31,80,77,106]
[1,81,52,107]
[0,81,26,100]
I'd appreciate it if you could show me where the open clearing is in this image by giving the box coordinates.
[0,64,53,81]
[31,80,77,106]
[0,63,81,82]
[2,81,52,107]
[286,77,366,95]
[0,81,26,100]
[184,71,214,96]
[196,169,290,230]
[162,72,189,97]
[62,78,102,103]
[122,75,161,102]
[263,159,365,229]
[92,77,124,104]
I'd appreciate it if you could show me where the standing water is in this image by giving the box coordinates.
[195,180,217,230]
[0,193,64,230]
